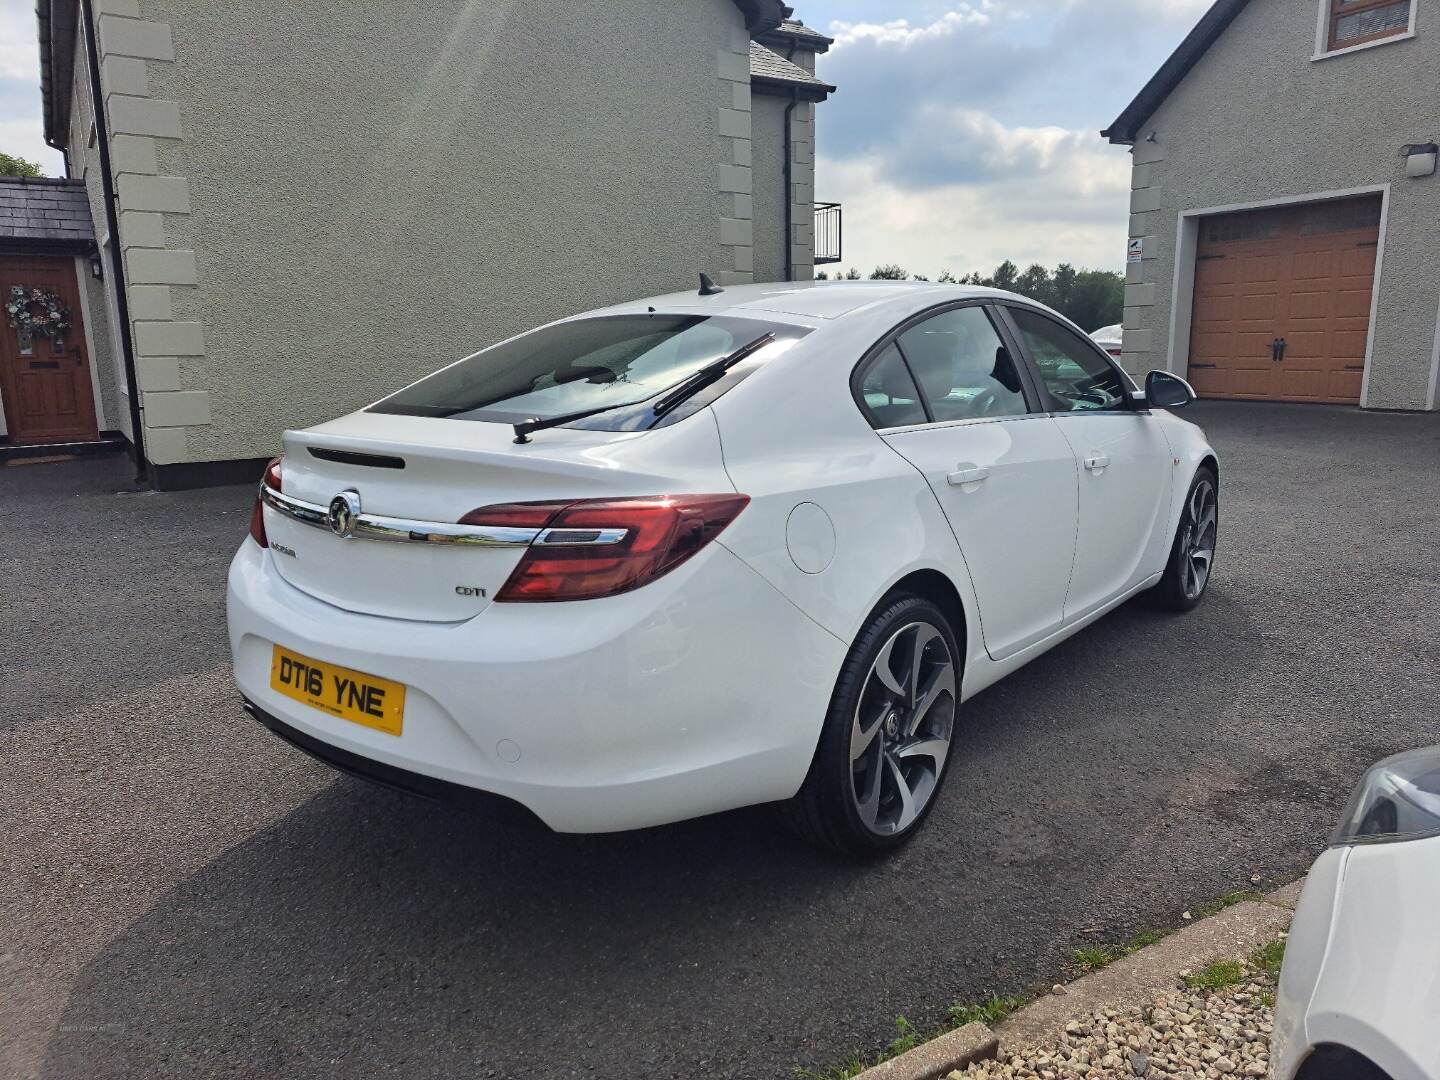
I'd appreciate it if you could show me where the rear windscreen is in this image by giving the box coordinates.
[369,313,805,429]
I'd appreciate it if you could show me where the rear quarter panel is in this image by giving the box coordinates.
[709,325,983,673]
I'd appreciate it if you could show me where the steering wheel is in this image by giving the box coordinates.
[969,387,1000,417]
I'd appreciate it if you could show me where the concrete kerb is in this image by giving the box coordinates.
[853,879,1302,1080]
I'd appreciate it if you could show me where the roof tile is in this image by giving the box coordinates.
[749,40,833,90]
[0,177,95,248]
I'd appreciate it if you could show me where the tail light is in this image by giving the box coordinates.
[460,494,750,602]
[249,456,283,547]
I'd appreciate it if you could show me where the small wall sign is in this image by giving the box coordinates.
[1127,238,1144,264]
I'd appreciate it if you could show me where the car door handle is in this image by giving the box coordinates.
[1083,453,1111,473]
[947,465,990,486]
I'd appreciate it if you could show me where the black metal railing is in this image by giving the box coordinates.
[813,202,842,264]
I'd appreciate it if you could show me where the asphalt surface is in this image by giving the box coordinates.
[4,401,1439,1080]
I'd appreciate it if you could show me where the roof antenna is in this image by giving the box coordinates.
[698,272,725,296]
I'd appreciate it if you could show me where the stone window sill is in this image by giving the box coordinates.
[1313,30,1415,62]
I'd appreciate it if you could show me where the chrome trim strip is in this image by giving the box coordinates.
[259,484,540,547]
[535,527,629,547]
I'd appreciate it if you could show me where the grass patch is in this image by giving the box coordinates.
[794,995,1034,1079]
[1252,938,1286,980]
[792,1060,867,1080]
[1258,988,1276,1008]
[1071,945,1122,973]
[888,1017,920,1058]
[1184,959,1247,991]
[1127,929,1167,951]
[949,994,1028,1027]
[1069,928,1173,976]
[1191,890,1264,920]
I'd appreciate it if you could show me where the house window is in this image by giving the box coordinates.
[1327,0,1411,50]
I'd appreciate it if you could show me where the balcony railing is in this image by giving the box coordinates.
[813,202,842,265]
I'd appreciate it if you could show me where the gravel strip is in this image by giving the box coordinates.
[950,953,1279,1080]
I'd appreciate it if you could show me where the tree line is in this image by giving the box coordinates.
[816,260,1124,333]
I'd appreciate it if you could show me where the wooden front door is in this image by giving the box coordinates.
[1187,195,1381,404]
[0,255,99,444]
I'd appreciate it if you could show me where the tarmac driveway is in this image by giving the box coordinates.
[3,401,1438,1079]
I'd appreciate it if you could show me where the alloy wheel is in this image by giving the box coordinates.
[849,621,957,836]
[1180,478,1217,600]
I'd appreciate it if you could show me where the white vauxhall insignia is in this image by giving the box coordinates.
[227,281,1219,855]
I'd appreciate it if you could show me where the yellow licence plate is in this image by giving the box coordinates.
[269,645,406,736]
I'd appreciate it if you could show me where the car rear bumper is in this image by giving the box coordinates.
[226,539,846,833]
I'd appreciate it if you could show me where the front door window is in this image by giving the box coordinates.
[1007,307,1129,412]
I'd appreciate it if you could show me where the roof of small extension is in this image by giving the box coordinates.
[1102,0,1251,144]
[749,40,836,100]
[36,0,793,149]
[0,176,95,254]
[755,18,835,52]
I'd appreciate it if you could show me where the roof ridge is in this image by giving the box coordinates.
[0,175,83,187]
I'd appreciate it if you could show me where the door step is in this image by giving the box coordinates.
[0,434,128,461]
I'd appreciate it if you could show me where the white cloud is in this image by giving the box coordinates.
[828,5,998,49]
[0,2,39,81]
[0,113,61,173]
[808,1,1211,275]
[816,108,1132,279]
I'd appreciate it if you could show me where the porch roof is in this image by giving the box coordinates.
[0,177,95,255]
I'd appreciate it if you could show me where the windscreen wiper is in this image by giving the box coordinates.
[650,332,775,419]
[512,333,775,444]
[513,399,641,444]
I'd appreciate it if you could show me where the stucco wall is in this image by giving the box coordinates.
[1121,0,1440,410]
[106,0,758,463]
[749,93,816,284]
[751,94,788,282]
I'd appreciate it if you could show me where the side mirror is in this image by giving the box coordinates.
[1145,370,1196,410]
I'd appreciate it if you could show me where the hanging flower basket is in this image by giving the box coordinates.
[5,285,71,343]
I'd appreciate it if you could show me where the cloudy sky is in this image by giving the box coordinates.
[0,0,1209,279]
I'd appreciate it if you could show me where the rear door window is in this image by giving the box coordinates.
[370,314,806,430]
[855,343,927,429]
[896,306,1030,422]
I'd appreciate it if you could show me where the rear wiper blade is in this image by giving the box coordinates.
[511,333,776,443]
[651,333,775,419]
[513,399,638,444]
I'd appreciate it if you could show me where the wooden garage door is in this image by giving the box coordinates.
[1188,195,1380,404]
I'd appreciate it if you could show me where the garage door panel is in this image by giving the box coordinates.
[1195,258,1237,286]
[1338,247,1377,277]
[1331,329,1369,360]
[1283,331,1329,360]
[1291,251,1336,280]
[1334,287,1373,319]
[1191,366,1272,398]
[1240,255,1282,284]
[1237,292,1280,321]
[1188,194,1378,404]
[1277,368,1363,402]
[1193,295,1237,324]
[1286,290,1332,321]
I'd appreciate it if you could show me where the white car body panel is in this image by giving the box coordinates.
[884,415,1079,661]
[226,281,1218,833]
[1051,411,1175,623]
[229,537,846,832]
[1273,837,1440,1080]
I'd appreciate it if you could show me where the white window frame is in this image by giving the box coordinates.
[1313,0,1417,61]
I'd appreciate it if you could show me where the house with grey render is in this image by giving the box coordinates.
[3,0,835,486]
[1104,0,1438,411]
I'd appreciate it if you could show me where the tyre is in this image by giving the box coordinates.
[1154,466,1218,612]
[783,594,961,857]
